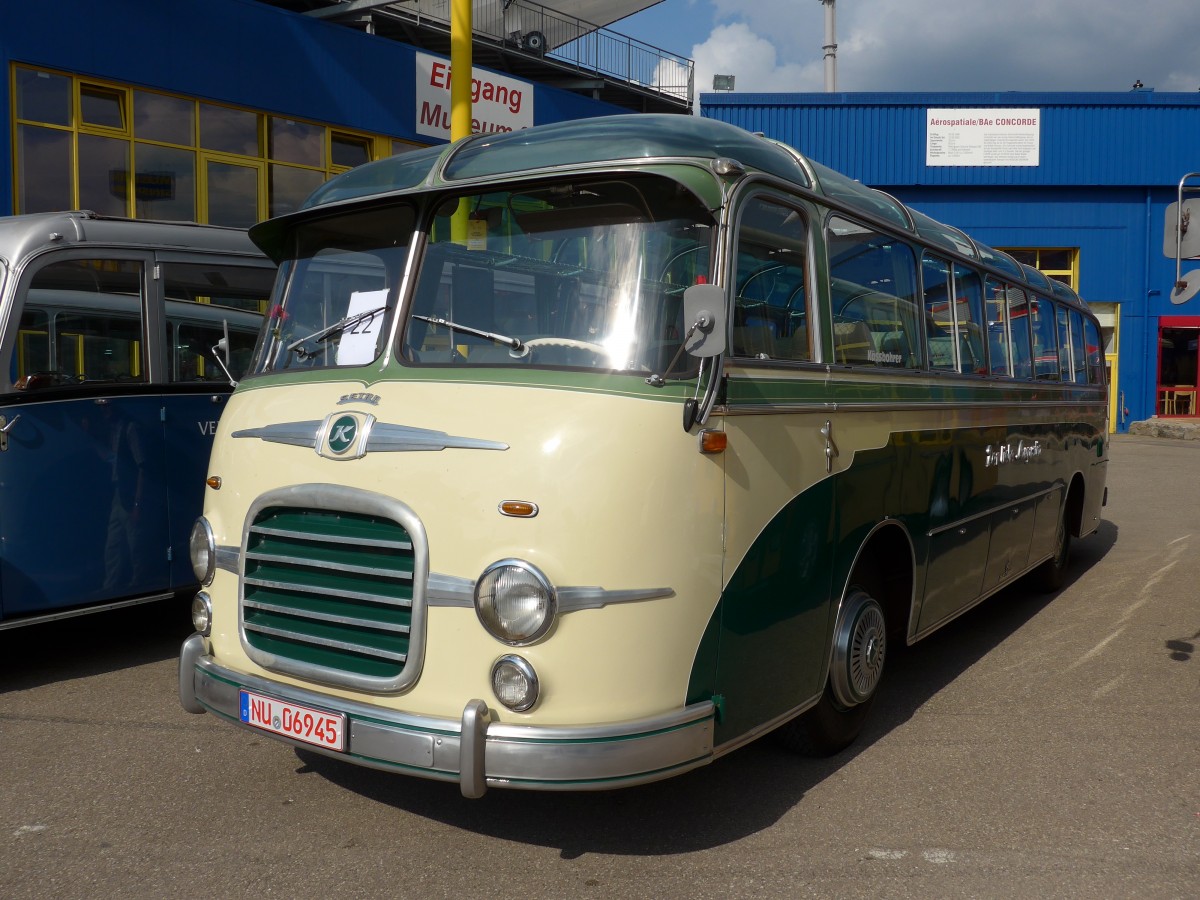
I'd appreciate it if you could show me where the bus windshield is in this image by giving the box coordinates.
[404,179,712,374]
[252,176,714,376]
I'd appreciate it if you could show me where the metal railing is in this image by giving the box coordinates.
[377,1,693,104]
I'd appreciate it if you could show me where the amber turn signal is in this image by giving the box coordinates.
[206,476,222,490]
[698,430,727,454]
[499,500,539,518]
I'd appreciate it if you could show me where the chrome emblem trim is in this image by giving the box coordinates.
[232,419,509,455]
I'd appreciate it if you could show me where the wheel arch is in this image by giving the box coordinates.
[837,518,916,648]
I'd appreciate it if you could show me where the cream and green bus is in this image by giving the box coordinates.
[179,115,1108,796]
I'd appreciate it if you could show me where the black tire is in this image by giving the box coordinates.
[522,31,545,53]
[774,587,887,756]
[1033,505,1072,592]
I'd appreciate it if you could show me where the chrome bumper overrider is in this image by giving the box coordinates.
[179,634,715,797]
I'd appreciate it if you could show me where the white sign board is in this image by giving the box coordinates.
[415,51,534,141]
[336,289,389,366]
[926,109,1041,167]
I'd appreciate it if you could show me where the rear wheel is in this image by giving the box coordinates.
[1033,503,1072,592]
[775,587,887,756]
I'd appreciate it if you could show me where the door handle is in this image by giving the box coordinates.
[0,414,19,451]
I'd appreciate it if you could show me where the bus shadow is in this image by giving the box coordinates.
[0,598,192,694]
[295,520,1119,856]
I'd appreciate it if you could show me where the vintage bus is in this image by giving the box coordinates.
[179,116,1108,795]
[0,211,274,629]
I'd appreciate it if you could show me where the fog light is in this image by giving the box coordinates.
[491,655,539,712]
[191,592,212,636]
[189,518,215,585]
[474,559,556,645]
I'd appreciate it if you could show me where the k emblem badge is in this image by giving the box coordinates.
[318,411,373,459]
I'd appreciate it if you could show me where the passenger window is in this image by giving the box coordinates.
[923,255,985,374]
[1056,304,1072,380]
[15,258,146,389]
[161,261,272,382]
[1084,317,1105,385]
[953,265,987,375]
[922,255,956,371]
[1070,309,1087,383]
[731,197,810,361]
[828,216,919,369]
[1030,296,1059,381]
[984,277,1011,376]
[1008,286,1033,379]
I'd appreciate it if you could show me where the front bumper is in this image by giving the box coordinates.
[179,633,715,797]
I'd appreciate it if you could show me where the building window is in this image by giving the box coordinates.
[1002,247,1077,290]
[10,64,407,225]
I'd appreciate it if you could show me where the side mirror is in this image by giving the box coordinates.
[682,284,726,358]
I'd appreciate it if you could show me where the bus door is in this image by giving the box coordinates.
[0,253,171,618]
[154,257,271,591]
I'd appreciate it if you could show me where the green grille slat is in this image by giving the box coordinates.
[241,505,415,679]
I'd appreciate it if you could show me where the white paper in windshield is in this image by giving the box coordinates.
[336,289,388,365]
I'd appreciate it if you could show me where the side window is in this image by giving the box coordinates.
[14,258,146,390]
[984,276,1011,376]
[1084,317,1105,385]
[827,216,919,369]
[1070,309,1087,383]
[1030,296,1059,381]
[731,197,810,361]
[953,265,987,375]
[923,255,985,374]
[1008,286,1033,379]
[161,261,272,382]
[1056,304,1072,380]
[922,255,956,371]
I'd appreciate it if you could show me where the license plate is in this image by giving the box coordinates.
[239,690,346,752]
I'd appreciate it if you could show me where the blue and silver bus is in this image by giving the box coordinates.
[0,211,274,629]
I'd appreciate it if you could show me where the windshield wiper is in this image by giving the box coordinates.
[411,314,528,357]
[286,305,388,358]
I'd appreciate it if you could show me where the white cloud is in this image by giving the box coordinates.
[688,0,1200,94]
[692,23,819,95]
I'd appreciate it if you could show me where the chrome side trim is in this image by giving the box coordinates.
[231,421,321,446]
[925,482,1063,538]
[182,642,715,794]
[366,423,508,453]
[231,420,507,453]
[0,592,171,632]
[424,572,673,611]
[214,545,239,576]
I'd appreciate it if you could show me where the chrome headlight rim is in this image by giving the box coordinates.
[490,654,540,712]
[189,517,216,586]
[191,591,213,637]
[473,558,557,646]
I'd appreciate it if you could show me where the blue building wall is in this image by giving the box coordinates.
[703,91,1200,430]
[0,0,625,216]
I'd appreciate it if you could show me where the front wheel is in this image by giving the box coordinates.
[775,588,887,756]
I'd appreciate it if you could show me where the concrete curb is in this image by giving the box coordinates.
[1127,419,1200,440]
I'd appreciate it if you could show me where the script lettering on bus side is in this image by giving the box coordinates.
[984,439,1043,467]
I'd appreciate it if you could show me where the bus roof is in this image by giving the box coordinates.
[0,211,264,263]
[260,115,1085,308]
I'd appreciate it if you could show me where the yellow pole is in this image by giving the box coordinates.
[450,0,473,243]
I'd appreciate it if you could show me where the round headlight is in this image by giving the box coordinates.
[191,592,213,636]
[474,559,556,645]
[491,655,539,712]
[189,517,215,585]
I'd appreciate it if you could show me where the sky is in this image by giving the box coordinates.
[612,0,1200,100]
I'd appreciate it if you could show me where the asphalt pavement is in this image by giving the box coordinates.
[0,433,1196,898]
